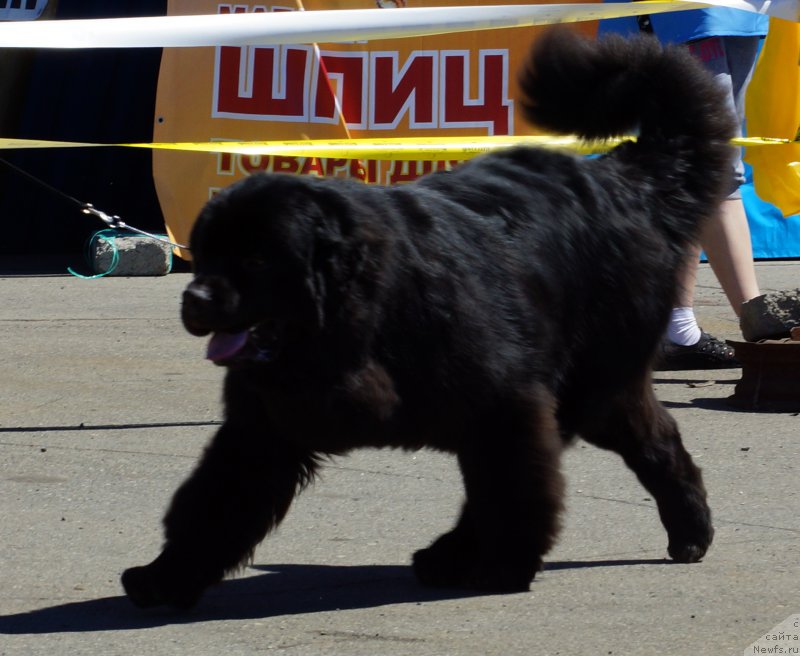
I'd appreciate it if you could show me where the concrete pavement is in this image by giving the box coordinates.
[0,261,797,655]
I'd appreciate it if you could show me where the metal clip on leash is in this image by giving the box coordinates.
[0,156,188,251]
[81,202,188,250]
[81,203,119,228]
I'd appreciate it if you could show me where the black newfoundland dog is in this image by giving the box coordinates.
[123,29,735,609]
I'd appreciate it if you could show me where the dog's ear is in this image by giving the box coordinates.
[305,196,374,331]
[306,228,333,329]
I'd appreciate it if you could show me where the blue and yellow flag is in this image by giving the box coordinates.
[745,17,800,217]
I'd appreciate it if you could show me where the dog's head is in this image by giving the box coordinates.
[182,174,382,367]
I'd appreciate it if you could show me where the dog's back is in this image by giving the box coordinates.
[396,29,739,425]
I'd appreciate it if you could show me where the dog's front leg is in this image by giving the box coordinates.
[121,413,318,610]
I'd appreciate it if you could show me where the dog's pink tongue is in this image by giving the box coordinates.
[206,331,248,362]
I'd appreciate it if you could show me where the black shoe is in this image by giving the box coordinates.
[655,330,740,371]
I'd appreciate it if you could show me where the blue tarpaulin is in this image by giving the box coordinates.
[744,162,800,259]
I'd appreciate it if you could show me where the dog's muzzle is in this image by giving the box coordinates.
[181,278,240,337]
[182,278,279,366]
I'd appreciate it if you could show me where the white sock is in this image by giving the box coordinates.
[666,307,701,346]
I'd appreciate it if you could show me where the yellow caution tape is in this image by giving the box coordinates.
[0,138,103,149]
[126,136,625,159]
[0,135,794,161]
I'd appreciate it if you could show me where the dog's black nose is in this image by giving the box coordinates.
[184,283,214,304]
[181,283,220,336]
[181,277,241,337]
[182,287,212,336]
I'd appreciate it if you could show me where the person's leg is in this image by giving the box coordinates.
[658,36,761,368]
[659,242,736,369]
[700,198,761,316]
[698,36,762,315]
[675,244,700,309]
[666,244,702,347]
[666,245,701,347]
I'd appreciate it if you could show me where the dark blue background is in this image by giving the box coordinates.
[0,0,166,261]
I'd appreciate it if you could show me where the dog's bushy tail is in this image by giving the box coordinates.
[518,28,737,212]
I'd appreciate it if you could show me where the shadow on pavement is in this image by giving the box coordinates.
[0,421,222,434]
[0,559,671,634]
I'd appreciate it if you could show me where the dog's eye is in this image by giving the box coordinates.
[242,256,268,272]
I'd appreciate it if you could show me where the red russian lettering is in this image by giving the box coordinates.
[215,151,235,176]
[313,53,367,127]
[215,45,310,119]
[301,157,325,176]
[366,160,378,184]
[218,4,268,14]
[238,154,270,175]
[370,52,436,129]
[218,4,249,15]
[348,159,368,182]
[324,158,351,177]
[436,160,463,172]
[388,160,430,185]
[272,156,301,174]
[442,51,511,135]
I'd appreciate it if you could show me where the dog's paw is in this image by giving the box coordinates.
[121,563,204,610]
[413,532,536,593]
[412,545,466,588]
[412,529,472,587]
[667,539,711,563]
[667,516,714,563]
[122,565,166,609]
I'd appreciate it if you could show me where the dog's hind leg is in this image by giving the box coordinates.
[121,414,319,609]
[579,373,713,563]
[413,384,564,592]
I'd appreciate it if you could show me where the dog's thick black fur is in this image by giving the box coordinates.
[122,29,736,609]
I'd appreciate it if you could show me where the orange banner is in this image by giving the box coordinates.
[153,0,598,256]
